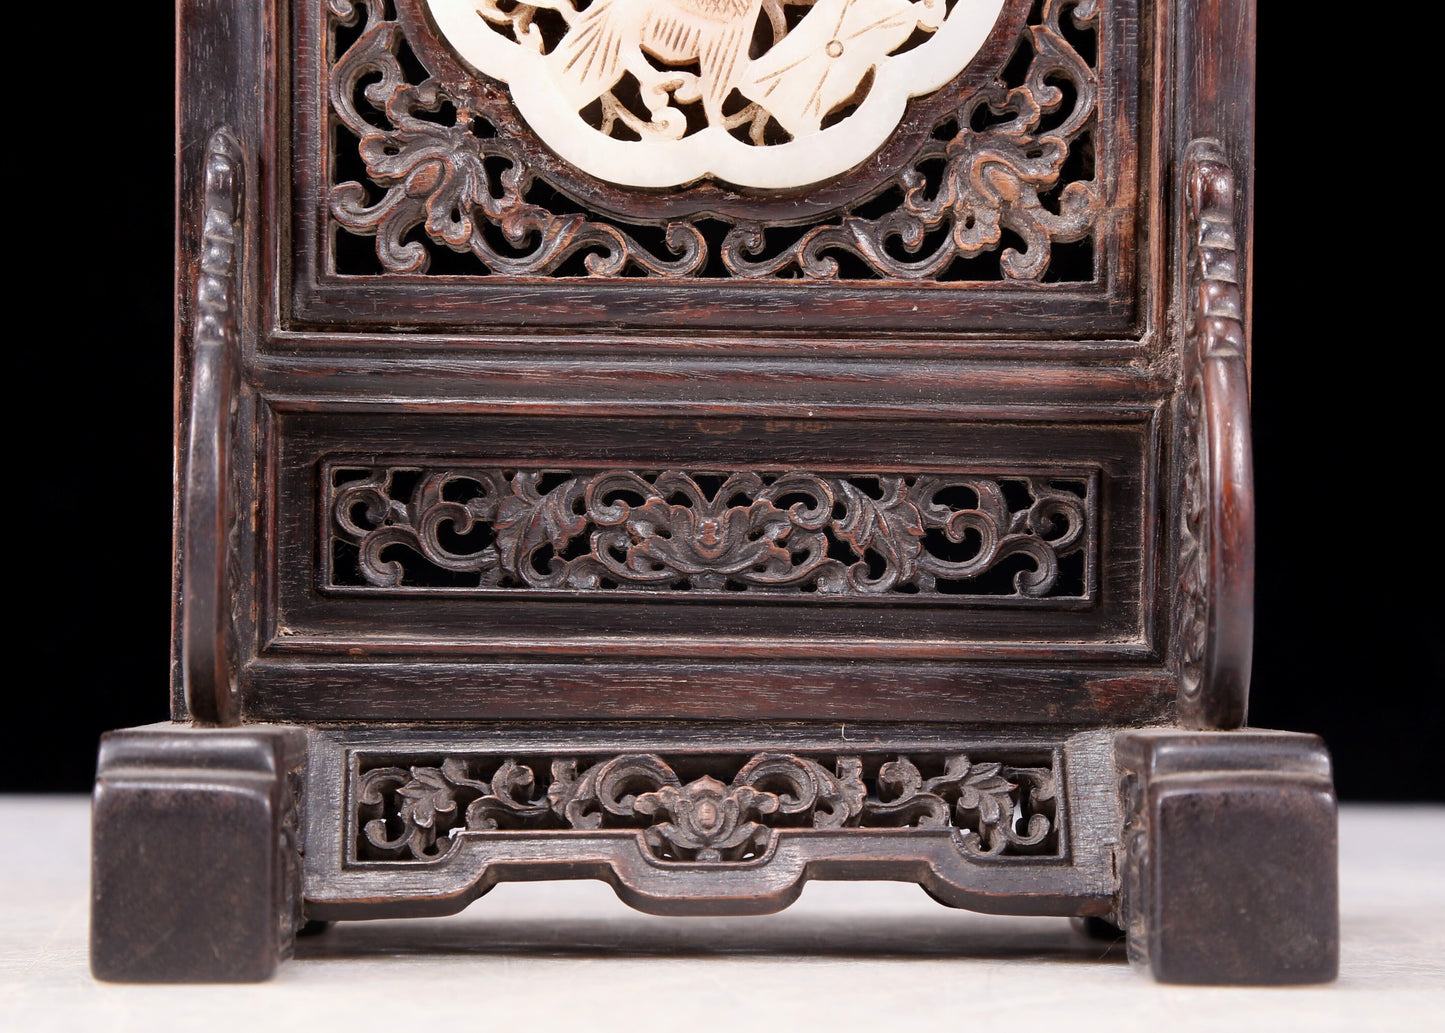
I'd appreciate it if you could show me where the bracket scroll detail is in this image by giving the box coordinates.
[181,129,244,725]
[1174,138,1253,729]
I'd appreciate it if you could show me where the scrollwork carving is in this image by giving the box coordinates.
[1173,138,1253,729]
[328,2,707,276]
[327,0,1102,280]
[863,754,1054,853]
[181,128,244,725]
[720,0,1101,279]
[327,465,1092,599]
[422,0,999,190]
[355,751,1058,862]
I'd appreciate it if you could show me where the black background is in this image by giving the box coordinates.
[12,4,1439,797]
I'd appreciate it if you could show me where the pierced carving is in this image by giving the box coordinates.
[328,0,1102,280]
[355,751,1059,862]
[862,754,1055,853]
[327,464,1092,599]
[424,0,1001,188]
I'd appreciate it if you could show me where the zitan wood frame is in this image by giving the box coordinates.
[90,0,1338,987]
[281,0,1147,338]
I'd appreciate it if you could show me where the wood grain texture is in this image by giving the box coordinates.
[324,464,1094,599]
[93,0,1334,987]
[1173,138,1252,729]
[180,128,244,725]
[302,726,1119,920]
[1116,729,1338,983]
[284,0,1142,335]
[91,725,307,982]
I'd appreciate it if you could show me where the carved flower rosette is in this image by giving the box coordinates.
[355,751,1060,863]
[328,465,1093,600]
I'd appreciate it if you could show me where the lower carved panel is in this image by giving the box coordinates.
[354,750,1060,863]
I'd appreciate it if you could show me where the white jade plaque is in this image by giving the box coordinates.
[425,0,1007,189]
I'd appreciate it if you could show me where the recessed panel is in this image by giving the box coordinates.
[263,409,1151,655]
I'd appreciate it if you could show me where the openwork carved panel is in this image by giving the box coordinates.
[325,0,1109,281]
[353,750,1060,862]
[325,463,1094,599]
[425,0,1006,188]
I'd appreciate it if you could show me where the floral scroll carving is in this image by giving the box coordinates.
[355,751,1059,862]
[327,465,1092,599]
[423,0,1003,189]
[327,0,1103,280]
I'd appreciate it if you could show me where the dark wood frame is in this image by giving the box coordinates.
[284,0,1144,336]
[91,0,1338,985]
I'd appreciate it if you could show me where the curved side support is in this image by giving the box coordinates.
[181,129,244,725]
[1174,138,1253,730]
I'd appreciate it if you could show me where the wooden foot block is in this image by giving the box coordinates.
[90,724,307,983]
[1116,730,1338,984]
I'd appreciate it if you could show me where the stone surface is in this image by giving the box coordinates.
[1,800,1440,1031]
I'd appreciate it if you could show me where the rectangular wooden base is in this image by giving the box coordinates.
[90,725,306,983]
[90,723,1337,984]
[1117,730,1339,984]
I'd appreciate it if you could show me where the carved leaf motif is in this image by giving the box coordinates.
[394,767,459,829]
[832,478,923,590]
[462,758,553,829]
[546,758,602,829]
[439,756,488,792]
[355,750,1057,862]
[949,762,1013,824]
[547,754,680,828]
[410,473,502,574]
[823,757,868,827]
[330,466,1090,597]
[866,756,952,826]
[494,474,588,587]
[354,765,467,859]
[329,0,1102,280]
[733,753,867,827]
[879,756,923,798]
[925,756,1017,847]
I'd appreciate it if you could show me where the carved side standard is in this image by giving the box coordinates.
[91,0,1338,984]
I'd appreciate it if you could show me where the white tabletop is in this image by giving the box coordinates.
[2,799,1441,1032]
